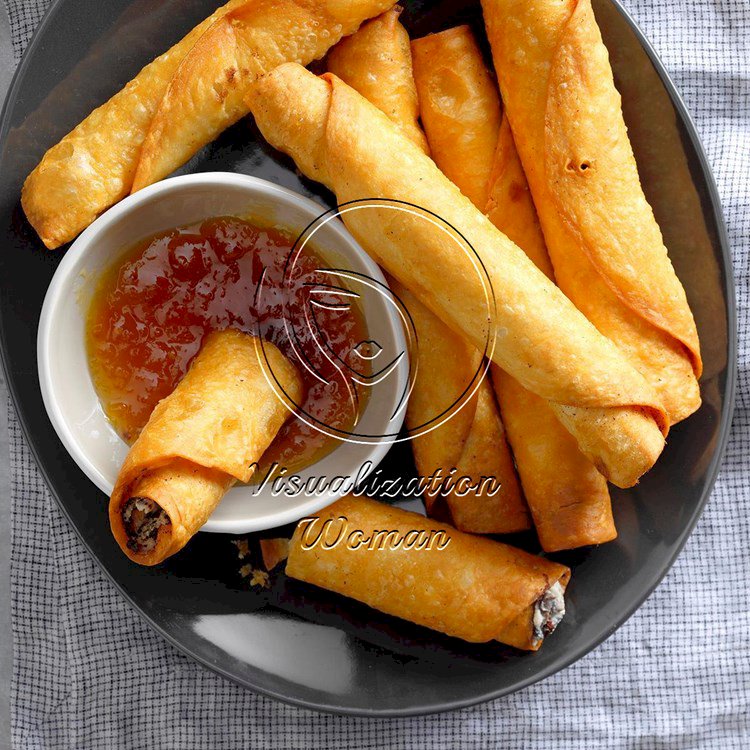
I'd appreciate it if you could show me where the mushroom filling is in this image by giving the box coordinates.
[532,581,566,644]
[122,496,171,554]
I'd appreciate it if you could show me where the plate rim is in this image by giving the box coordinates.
[0,0,738,718]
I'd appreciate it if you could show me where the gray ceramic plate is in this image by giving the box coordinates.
[0,0,736,716]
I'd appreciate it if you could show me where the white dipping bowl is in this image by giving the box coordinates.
[38,173,408,533]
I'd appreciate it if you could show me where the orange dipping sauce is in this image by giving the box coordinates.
[86,216,371,474]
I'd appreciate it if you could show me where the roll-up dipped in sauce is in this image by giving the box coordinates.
[109,329,302,565]
[87,216,373,474]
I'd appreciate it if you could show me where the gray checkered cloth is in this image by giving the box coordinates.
[7,0,750,747]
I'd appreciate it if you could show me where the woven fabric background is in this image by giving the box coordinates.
[7,0,749,747]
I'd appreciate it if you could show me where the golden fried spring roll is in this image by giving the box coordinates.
[287,496,571,649]
[22,0,395,248]
[132,0,397,192]
[109,330,302,565]
[491,369,615,550]
[412,25,614,550]
[22,0,246,249]
[246,64,667,487]
[411,26,501,210]
[398,285,529,533]
[327,7,429,154]
[488,119,616,550]
[326,12,527,533]
[481,0,701,424]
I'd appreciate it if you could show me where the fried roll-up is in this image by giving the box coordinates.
[412,25,614,550]
[488,119,616,550]
[327,7,429,153]
[109,330,302,565]
[481,0,701,424]
[398,285,529,533]
[23,0,244,249]
[411,26,501,210]
[22,0,395,248]
[131,0,397,191]
[287,496,571,649]
[246,64,667,488]
[492,368,615,549]
[327,12,528,533]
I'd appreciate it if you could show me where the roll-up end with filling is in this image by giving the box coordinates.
[533,581,566,646]
[109,330,302,566]
[494,568,571,651]
[112,460,235,564]
[122,496,170,554]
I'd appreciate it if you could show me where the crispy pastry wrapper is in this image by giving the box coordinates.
[481,0,701,424]
[487,119,615,550]
[412,26,613,549]
[246,63,667,487]
[286,496,571,649]
[398,284,529,533]
[109,330,301,565]
[411,26,501,210]
[326,13,527,532]
[327,7,429,153]
[22,0,395,248]
[132,0,397,191]
[22,0,245,249]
